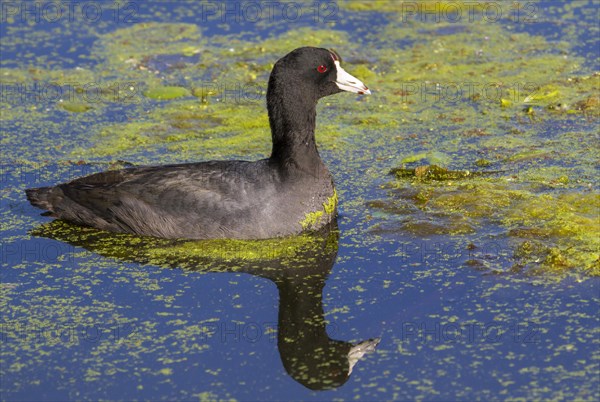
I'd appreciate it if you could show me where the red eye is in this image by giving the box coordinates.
[317,64,328,73]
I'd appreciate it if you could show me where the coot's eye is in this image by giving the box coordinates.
[317,64,328,73]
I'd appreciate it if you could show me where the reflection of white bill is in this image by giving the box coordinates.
[348,337,381,374]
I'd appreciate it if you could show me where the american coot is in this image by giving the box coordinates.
[26,47,371,239]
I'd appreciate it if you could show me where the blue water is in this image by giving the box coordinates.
[1,1,599,401]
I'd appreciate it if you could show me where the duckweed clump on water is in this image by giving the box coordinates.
[143,86,192,100]
[31,219,339,269]
[376,176,599,277]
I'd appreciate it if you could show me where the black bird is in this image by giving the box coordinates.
[26,47,371,239]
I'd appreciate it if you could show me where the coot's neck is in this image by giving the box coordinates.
[267,79,324,175]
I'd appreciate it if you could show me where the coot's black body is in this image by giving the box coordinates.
[26,47,370,239]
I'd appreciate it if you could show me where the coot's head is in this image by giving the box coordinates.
[268,47,371,103]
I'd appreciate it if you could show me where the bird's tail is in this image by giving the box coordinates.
[25,187,54,211]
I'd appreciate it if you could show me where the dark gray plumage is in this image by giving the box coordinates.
[26,47,370,239]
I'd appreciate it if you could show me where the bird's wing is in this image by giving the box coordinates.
[57,160,276,238]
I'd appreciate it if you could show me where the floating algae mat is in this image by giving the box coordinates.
[389,164,501,180]
[373,174,599,277]
[1,1,599,400]
[30,219,339,269]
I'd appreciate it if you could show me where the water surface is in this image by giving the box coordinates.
[1,1,598,400]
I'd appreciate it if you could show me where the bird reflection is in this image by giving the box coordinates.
[31,219,379,390]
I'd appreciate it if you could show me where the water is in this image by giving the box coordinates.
[1,1,598,400]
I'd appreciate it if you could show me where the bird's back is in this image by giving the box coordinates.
[26,159,335,239]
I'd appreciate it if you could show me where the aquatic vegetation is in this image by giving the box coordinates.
[1,1,599,400]
[96,22,203,62]
[30,219,339,266]
[374,176,599,277]
[143,86,192,100]
[390,164,498,181]
[300,190,338,230]
[59,101,93,113]
[0,1,596,280]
